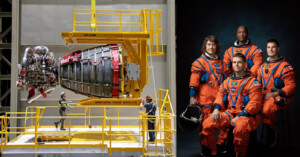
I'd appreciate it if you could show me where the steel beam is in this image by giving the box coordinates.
[0,53,11,66]
[0,88,10,102]
[0,12,12,18]
[10,0,20,140]
[121,39,141,65]
[0,25,12,40]
[0,43,11,49]
[7,0,12,5]
[167,0,176,156]
[0,75,10,80]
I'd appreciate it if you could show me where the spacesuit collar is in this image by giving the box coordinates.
[203,52,220,60]
[266,56,284,63]
[234,39,251,48]
[230,71,251,80]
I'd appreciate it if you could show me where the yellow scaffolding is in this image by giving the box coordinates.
[0,89,175,157]
[61,8,164,98]
[62,9,163,57]
[58,0,165,98]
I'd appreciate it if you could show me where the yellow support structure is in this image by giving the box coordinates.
[90,0,96,30]
[63,7,164,53]
[0,89,175,156]
[122,39,141,65]
[76,97,142,106]
[61,8,164,97]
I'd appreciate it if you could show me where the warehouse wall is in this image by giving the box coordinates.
[21,0,167,45]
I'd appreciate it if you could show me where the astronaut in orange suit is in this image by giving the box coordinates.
[219,26,263,151]
[224,26,263,77]
[257,39,296,148]
[199,53,262,157]
[189,35,225,121]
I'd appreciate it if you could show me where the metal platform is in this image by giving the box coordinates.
[1,89,175,156]
[2,148,109,157]
[2,127,165,157]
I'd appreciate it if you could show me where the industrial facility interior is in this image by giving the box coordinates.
[0,0,176,157]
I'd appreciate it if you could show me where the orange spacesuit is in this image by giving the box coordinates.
[189,53,225,120]
[224,40,263,76]
[200,72,262,157]
[257,57,296,129]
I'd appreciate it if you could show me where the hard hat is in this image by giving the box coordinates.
[60,92,65,97]
[146,95,152,100]
[179,106,203,132]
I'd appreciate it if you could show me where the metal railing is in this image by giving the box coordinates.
[0,89,175,156]
[71,9,163,56]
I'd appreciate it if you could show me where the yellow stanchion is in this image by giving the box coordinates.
[0,88,175,156]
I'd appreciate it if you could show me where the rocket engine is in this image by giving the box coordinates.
[17,46,58,103]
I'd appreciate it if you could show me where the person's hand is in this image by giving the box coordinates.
[264,92,279,99]
[211,109,221,122]
[70,106,74,110]
[230,116,238,126]
[189,97,198,107]
[139,99,144,110]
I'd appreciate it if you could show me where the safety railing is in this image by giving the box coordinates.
[0,91,175,156]
[150,88,175,156]
[71,9,163,56]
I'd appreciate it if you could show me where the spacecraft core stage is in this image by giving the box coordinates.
[17,44,138,103]
[60,44,122,98]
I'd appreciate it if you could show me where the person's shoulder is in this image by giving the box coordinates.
[248,76,261,87]
[192,56,205,64]
[249,42,258,48]
[225,46,234,52]
[221,76,230,85]
[280,60,294,72]
[271,58,292,68]
[149,102,156,106]
[281,59,292,66]
[249,75,258,82]
[249,43,262,52]
[258,63,265,69]
[144,103,151,107]
[215,58,223,63]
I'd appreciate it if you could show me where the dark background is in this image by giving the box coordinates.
[176,0,300,156]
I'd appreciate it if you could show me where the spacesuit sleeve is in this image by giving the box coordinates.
[189,58,205,88]
[213,79,228,110]
[278,64,296,97]
[256,64,263,83]
[244,79,263,115]
[249,48,263,77]
[223,48,232,75]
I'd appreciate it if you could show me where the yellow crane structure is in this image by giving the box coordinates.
[61,4,164,101]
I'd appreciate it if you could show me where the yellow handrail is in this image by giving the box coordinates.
[69,8,163,56]
[0,89,175,156]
